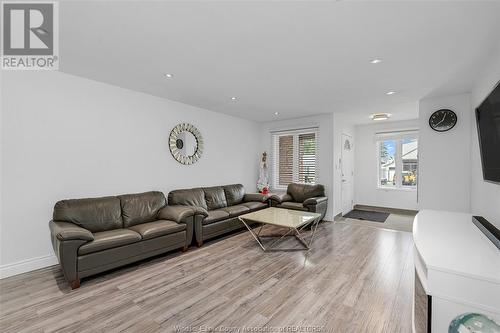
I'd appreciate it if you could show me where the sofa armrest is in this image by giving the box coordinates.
[243,193,269,203]
[192,206,209,217]
[49,220,94,241]
[157,205,196,223]
[49,220,90,288]
[269,193,293,204]
[303,196,328,206]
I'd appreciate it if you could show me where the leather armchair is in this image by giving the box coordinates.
[269,183,328,220]
[303,196,328,207]
[269,193,293,203]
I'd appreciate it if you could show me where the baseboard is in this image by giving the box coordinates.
[0,254,58,279]
[333,212,343,221]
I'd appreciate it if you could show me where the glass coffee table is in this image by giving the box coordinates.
[238,207,322,251]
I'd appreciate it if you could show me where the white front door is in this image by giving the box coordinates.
[341,133,354,215]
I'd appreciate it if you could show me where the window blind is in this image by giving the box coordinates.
[298,133,316,184]
[272,128,318,189]
[278,135,294,186]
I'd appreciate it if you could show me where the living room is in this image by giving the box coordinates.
[1,1,499,332]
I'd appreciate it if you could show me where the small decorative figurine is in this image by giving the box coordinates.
[257,152,269,193]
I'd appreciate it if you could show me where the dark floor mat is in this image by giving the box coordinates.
[344,209,389,223]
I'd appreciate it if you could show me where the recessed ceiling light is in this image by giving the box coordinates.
[274,112,279,116]
[370,59,382,64]
[371,113,391,121]
[231,96,237,101]
[386,91,396,95]
[164,73,173,78]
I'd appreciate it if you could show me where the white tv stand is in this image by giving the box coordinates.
[412,210,500,332]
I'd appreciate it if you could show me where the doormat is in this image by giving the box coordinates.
[344,209,389,223]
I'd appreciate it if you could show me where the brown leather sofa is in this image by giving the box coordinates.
[269,183,328,220]
[168,184,268,246]
[49,191,195,289]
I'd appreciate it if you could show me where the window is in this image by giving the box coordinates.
[272,129,317,189]
[401,137,418,187]
[379,139,397,186]
[377,131,418,189]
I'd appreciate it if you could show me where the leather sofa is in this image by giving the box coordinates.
[49,191,195,289]
[269,183,328,220]
[168,184,268,247]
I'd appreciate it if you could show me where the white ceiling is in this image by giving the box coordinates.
[59,1,500,123]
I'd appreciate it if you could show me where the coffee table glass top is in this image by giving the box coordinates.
[239,207,321,229]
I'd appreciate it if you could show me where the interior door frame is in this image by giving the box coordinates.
[340,133,354,215]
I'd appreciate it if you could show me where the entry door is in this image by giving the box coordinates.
[341,134,354,215]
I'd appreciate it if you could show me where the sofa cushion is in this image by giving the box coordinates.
[203,209,230,225]
[277,202,308,211]
[221,205,250,217]
[168,188,207,210]
[203,186,227,210]
[78,229,141,255]
[223,184,245,206]
[53,196,122,233]
[241,201,267,211]
[128,220,185,240]
[118,191,166,228]
[287,183,325,203]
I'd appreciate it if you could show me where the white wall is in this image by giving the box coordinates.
[260,114,334,220]
[0,71,4,264]
[470,45,500,228]
[418,93,472,213]
[415,43,500,227]
[0,71,261,277]
[354,119,419,211]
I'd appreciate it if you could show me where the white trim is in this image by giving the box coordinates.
[374,129,419,142]
[270,126,319,134]
[376,186,417,192]
[0,254,58,279]
[376,134,419,189]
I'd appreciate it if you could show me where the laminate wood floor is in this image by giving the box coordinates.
[0,221,414,333]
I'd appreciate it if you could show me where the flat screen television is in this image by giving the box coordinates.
[475,81,500,183]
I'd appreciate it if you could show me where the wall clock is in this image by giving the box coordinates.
[429,109,457,132]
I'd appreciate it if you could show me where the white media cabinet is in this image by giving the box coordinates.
[412,210,500,332]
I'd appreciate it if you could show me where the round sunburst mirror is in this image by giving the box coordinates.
[168,123,204,165]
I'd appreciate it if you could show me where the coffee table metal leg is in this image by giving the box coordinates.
[239,218,267,251]
[256,224,265,237]
[240,217,320,252]
[293,228,310,249]
[266,228,295,249]
[307,217,321,248]
[294,217,320,250]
